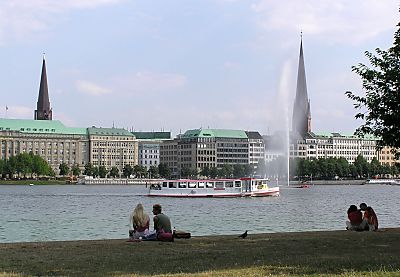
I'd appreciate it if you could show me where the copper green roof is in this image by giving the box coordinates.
[88,127,134,137]
[311,131,378,140]
[131,131,171,140]
[0,118,87,135]
[181,129,248,139]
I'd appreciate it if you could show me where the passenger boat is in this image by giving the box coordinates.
[148,178,279,198]
[364,179,400,185]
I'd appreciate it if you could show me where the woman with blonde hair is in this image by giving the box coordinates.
[129,203,150,239]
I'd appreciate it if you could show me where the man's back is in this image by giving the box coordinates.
[155,213,172,233]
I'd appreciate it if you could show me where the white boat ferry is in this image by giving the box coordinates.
[365,179,400,185]
[148,178,279,198]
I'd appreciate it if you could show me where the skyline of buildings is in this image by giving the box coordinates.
[0,38,397,177]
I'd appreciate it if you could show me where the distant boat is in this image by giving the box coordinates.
[365,179,400,185]
[29,183,34,186]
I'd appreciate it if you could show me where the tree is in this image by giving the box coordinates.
[98,166,107,178]
[180,167,193,178]
[209,166,218,178]
[346,20,400,159]
[92,166,99,178]
[200,166,210,178]
[59,162,69,176]
[123,164,133,178]
[71,164,81,176]
[109,166,119,178]
[233,164,244,178]
[148,165,159,178]
[32,155,51,177]
[84,163,94,176]
[158,163,171,179]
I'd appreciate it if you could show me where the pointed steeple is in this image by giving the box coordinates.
[292,35,311,136]
[34,57,52,120]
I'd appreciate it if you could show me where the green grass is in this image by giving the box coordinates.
[1,229,399,276]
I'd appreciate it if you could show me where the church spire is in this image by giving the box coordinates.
[292,35,311,136]
[34,56,52,120]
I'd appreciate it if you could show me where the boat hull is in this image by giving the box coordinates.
[148,186,280,198]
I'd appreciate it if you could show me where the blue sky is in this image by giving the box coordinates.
[0,0,398,136]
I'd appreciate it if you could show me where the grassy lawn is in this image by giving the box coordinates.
[0,228,399,276]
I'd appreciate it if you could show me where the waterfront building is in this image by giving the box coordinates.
[0,118,88,171]
[159,139,179,176]
[132,132,171,170]
[88,127,138,173]
[160,129,264,177]
[34,58,53,121]
[246,131,265,168]
[377,146,397,166]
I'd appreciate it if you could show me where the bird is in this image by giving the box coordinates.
[238,230,248,239]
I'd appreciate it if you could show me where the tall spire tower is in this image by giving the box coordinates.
[34,57,52,120]
[292,35,311,137]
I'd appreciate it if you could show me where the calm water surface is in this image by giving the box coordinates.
[0,184,399,243]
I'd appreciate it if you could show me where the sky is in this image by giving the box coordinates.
[0,0,399,137]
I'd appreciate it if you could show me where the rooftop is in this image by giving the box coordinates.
[0,118,87,135]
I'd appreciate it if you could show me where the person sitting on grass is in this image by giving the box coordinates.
[346,204,362,231]
[129,203,150,239]
[359,203,378,231]
[152,204,173,241]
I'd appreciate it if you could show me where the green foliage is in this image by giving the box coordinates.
[98,166,107,178]
[109,166,119,178]
[158,163,171,179]
[92,166,99,178]
[0,153,53,178]
[209,166,218,178]
[133,165,147,178]
[200,165,210,177]
[148,165,159,178]
[122,164,133,178]
[180,166,196,178]
[84,163,94,176]
[346,21,400,159]
[71,164,81,176]
[294,155,398,180]
[59,162,70,176]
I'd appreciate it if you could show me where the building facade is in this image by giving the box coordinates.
[0,118,89,171]
[132,132,171,170]
[88,127,138,172]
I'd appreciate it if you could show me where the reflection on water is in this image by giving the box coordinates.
[0,184,399,242]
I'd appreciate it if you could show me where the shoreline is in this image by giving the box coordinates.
[1,228,400,276]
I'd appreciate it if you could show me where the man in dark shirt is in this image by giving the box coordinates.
[152,204,172,233]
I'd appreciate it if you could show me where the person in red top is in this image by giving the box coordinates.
[359,203,378,231]
[346,205,362,230]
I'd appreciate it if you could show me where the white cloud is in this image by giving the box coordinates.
[251,0,399,45]
[113,71,188,95]
[0,0,124,45]
[76,80,111,96]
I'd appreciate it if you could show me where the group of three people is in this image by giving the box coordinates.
[129,203,172,241]
[346,203,378,231]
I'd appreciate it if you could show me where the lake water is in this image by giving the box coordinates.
[0,184,399,243]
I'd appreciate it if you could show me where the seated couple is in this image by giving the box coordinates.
[129,203,173,241]
[346,203,378,231]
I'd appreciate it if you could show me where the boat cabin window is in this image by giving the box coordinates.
[235,181,241,188]
[162,182,168,188]
[179,182,187,188]
[225,181,233,188]
[169,182,177,188]
[206,182,214,188]
[188,182,197,188]
[215,182,224,189]
[198,182,205,188]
